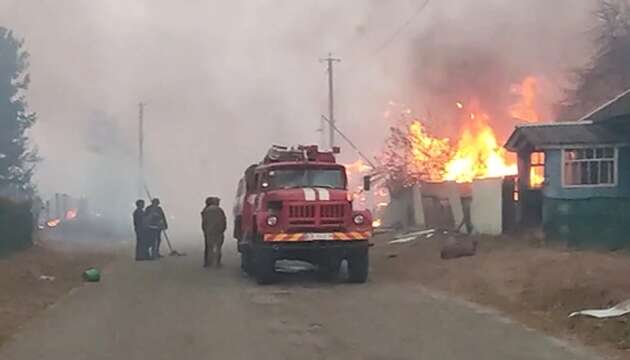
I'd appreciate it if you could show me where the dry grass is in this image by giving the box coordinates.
[0,242,114,346]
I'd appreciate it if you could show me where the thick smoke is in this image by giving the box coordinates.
[0,0,597,237]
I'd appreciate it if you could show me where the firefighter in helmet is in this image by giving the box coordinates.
[201,197,227,268]
[145,198,168,259]
[132,199,149,260]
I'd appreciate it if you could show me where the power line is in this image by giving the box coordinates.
[321,114,377,169]
[370,0,431,57]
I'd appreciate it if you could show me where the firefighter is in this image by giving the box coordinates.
[132,199,148,260]
[201,197,227,268]
[145,198,168,259]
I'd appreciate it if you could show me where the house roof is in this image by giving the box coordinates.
[579,88,630,122]
[505,117,630,152]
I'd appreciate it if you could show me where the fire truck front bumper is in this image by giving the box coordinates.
[263,231,371,242]
[252,232,371,262]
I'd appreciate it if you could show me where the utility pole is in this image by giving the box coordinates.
[138,102,145,197]
[319,53,340,149]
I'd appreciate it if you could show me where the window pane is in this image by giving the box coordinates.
[596,148,604,158]
[589,161,599,184]
[530,165,544,188]
[600,161,610,184]
[585,148,594,159]
[572,162,580,185]
[577,149,585,159]
[578,161,589,185]
[530,152,545,165]
[604,147,614,158]
[610,160,615,184]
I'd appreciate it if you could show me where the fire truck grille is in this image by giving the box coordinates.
[287,203,345,227]
[321,204,345,218]
[288,205,316,218]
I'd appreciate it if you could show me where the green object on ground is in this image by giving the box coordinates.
[82,268,101,282]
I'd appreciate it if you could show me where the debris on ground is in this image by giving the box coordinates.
[82,268,101,282]
[440,236,477,259]
[387,253,398,259]
[388,237,417,245]
[38,275,55,281]
[388,229,436,245]
[569,299,630,319]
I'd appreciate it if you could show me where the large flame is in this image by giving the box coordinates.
[510,76,541,122]
[47,219,61,228]
[383,76,544,184]
[65,208,78,220]
[444,112,517,182]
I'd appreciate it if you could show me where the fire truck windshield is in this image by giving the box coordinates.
[264,168,345,190]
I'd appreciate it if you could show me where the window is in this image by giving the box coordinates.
[264,168,346,190]
[563,147,616,187]
[529,152,545,188]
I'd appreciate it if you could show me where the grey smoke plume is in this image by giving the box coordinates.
[0,0,597,235]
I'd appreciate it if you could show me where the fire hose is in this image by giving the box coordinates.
[143,184,186,257]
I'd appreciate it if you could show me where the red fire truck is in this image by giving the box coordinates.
[233,145,373,284]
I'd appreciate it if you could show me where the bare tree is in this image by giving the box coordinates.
[557,0,630,120]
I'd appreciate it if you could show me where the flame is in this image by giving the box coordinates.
[444,113,517,182]
[381,75,547,185]
[345,159,372,175]
[389,102,518,183]
[65,208,78,220]
[372,219,382,228]
[510,76,541,122]
[408,121,452,181]
[530,171,544,188]
[47,219,61,228]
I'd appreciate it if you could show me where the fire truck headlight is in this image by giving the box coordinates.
[266,215,278,226]
[353,214,365,225]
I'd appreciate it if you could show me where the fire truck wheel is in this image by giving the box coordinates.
[241,250,254,275]
[254,253,276,285]
[347,250,369,283]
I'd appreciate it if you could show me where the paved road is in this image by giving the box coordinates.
[0,239,596,360]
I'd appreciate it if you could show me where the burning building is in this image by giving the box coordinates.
[506,89,630,249]
[375,77,546,234]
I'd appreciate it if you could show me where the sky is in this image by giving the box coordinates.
[0,0,597,233]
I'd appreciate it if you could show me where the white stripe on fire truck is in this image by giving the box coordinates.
[315,188,330,201]
[303,188,316,201]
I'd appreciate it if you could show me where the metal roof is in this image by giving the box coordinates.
[505,117,630,152]
[579,88,630,122]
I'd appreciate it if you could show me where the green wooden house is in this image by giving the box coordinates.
[505,90,630,249]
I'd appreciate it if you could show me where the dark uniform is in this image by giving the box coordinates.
[201,197,227,268]
[132,200,147,260]
[145,198,168,259]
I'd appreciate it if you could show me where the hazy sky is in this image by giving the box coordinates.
[0,0,596,232]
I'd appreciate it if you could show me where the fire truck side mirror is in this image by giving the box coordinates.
[363,175,371,191]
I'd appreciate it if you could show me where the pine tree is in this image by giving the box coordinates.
[0,27,38,198]
[557,0,630,119]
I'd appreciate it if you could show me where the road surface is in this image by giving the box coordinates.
[0,238,595,360]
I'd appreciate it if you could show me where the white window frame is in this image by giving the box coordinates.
[561,145,618,188]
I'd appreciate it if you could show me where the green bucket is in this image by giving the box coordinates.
[82,268,101,282]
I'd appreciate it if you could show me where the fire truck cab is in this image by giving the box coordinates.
[233,145,372,284]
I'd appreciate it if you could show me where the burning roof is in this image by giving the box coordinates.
[379,76,545,186]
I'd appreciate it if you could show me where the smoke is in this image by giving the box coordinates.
[404,0,596,138]
[0,0,597,237]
